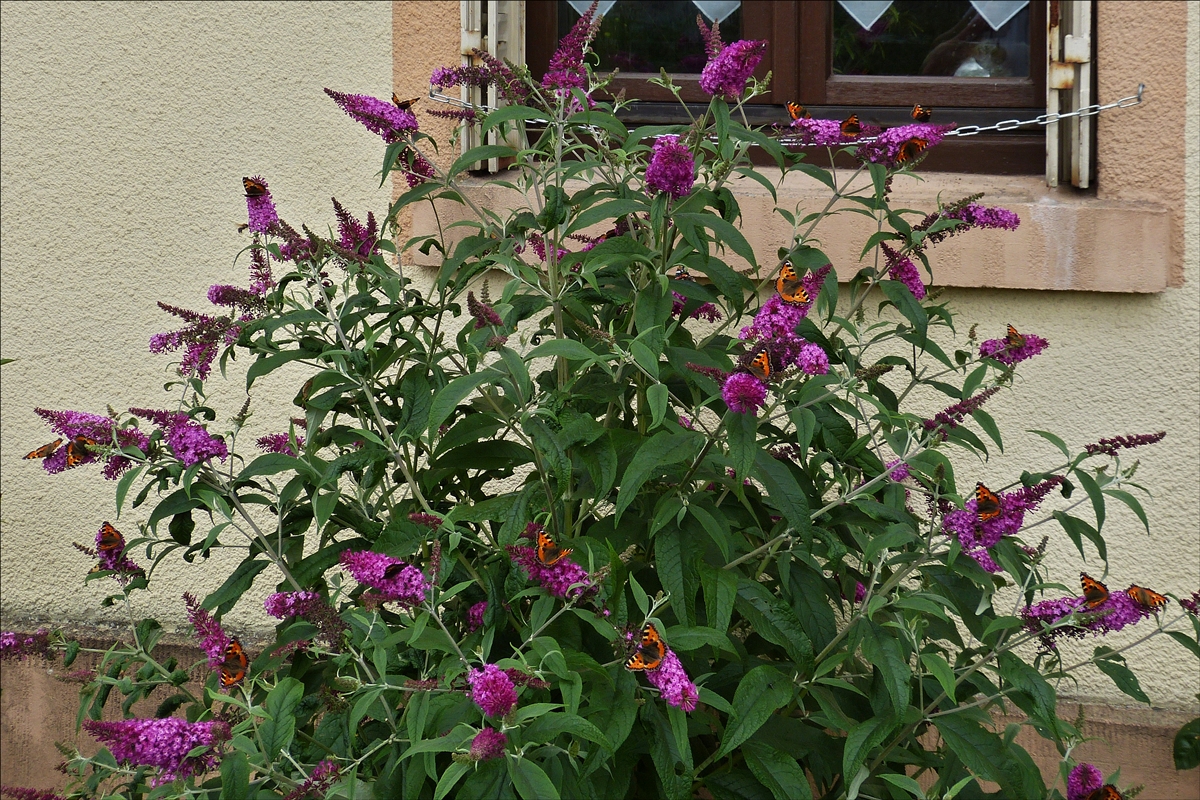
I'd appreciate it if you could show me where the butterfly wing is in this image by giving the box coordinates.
[1082,785,1125,800]
[392,93,420,111]
[673,266,693,282]
[1127,584,1168,611]
[24,439,63,459]
[1080,572,1110,609]
[911,103,932,122]
[219,638,249,688]
[98,522,124,552]
[974,482,1002,522]
[1005,324,1026,349]
[536,532,573,566]
[775,260,811,305]
[242,176,268,197]
[64,436,96,468]
[786,101,810,120]
[741,347,773,381]
[895,137,928,165]
[840,114,861,136]
[625,623,667,671]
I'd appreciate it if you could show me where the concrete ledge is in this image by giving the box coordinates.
[410,173,1172,293]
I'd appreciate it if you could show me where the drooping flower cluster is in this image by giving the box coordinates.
[542,0,601,96]
[643,648,699,711]
[32,408,149,479]
[1084,431,1166,457]
[671,291,722,322]
[468,728,508,761]
[468,663,519,717]
[467,291,504,328]
[699,38,768,100]
[1022,581,1158,649]
[184,592,230,668]
[886,460,909,482]
[854,123,954,167]
[914,201,1021,251]
[467,601,488,632]
[408,511,444,528]
[243,174,279,233]
[1180,591,1200,616]
[788,116,883,147]
[332,197,379,264]
[339,550,430,605]
[0,786,68,800]
[921,387,1001,438]
[281,760,340,800]
[264,591,346,647]
[323,88,419,144]
[722,371,768,415]
[0,629,51,662]
[941,478,1063,572]
[256,432,303,456]
[978,329,1049,366]
[83,717,229,786]
[130,408,228,467]
[645,135,695,199]
[1066,763,1104,800]
[506,524,594,599]
[430,49,529,108]
[95,522,143,576]
[881,243,926,300]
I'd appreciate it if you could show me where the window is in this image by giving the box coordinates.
[526,1,1048,173]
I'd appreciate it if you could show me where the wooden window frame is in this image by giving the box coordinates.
[527,0,1048,174]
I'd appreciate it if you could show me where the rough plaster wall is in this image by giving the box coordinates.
[0,2,393,634]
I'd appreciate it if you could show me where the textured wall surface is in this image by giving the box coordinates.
[0,2,393,632]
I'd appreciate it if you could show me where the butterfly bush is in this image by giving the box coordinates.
[21,11,1198,800]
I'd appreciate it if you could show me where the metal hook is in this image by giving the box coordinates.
[1136,83,1145,102]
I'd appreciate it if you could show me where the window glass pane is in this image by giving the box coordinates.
[557,0,742,74]
[833,1,1030,78]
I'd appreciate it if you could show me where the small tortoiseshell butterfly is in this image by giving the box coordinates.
[1080,572,1110,609]
[98,522,124,553]
[242,176,268,197]
[775,260,811,306]
[219,637,249,688]
[392,93,421,111]
[625,623,666,671]
[911,103,933,122]
[974,482,1002,522]
[24,439,63,460]
[1081,784,1124,800]
[1127,584,1168,611]
[1005,324,1026,350]
[895,137,928,165]
[741,346,775,382]
[786,101,811,121]
[536,532,572,567]
[673,266,693,282]
[840,114,862,137]
[64,436,96,468]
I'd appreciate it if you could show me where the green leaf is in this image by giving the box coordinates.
[614,430,701,523]
[646,383,668,430]
[1072,468,1105,531]
[675,211,757,267]
[450,144,517,177]
[998,651,1057,730]
[566,198,647,236]
[920,652,957,704]
[434,761,472,800]
[523,712,613,753]
[1173,717,1200,770]
[716,665,792,759]
[202,558,269,617]
[1053,511,1106,561]
[238,453,316,482]
[427,370,497,436]
[1166,630,1200,660]
[736,579,814,670]
[218,750,250,800]
[842,716,894,794]
[1104,488,1150,532]
[260,677,303,758]
[1028,429,1070,458]
[859,621,910,717]
[246,350,316,391]
[481,104,546,134]
[972,409,1002,451]
[665,625,733,653]
[879,279,928,345]
[509,757,560,800]
[742,740,813,800]
[879,773,927,799]
[727,409,758,482]
[527,338,597,363]
[752,450,812,540]
[1093,649,1151,704]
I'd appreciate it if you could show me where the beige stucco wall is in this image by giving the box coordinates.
[0,1,394,633]
[1,0,1196,727]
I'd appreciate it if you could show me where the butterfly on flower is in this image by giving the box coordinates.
[911,103,933,122]
[625,623,666,671]
[775,260,811,306]
[219,637,249,688]
[1005,324,1026,350]
[673,266,694,282]
[242,176,268,197]
[974,482,1002,522]
[23,438,63,460]
[786,101,811,121]
[536,532,573,567]
[741,346,776,382]
[392,93,421,111]
[1127,584,1168,611]
[97,522,125,553]
[64,435,97,468]
[840,114,862,137]
[1081,784,1124,800]
[1080,572,1110,609]
[895,137,928,165]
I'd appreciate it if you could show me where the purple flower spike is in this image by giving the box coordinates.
[886,460,909,482]
[542,0,601,95]
[244,175,279,233]
[722,371,766,415]
[32,408,148,479]
[468,663,518,717]
[645,135,695,199]
[642,649,699,711]
[942,477,1062,573]
[1067,763,1104,800]
[257,432,302,456]
[1084,431,1166,457]
[467,292,504,328]
[922,387,1000,437]
[131,408,227,467]
[0,629,51,662]
[1180,591,1200,616]
[797,342,829,375]
[507,543,594,600]
[324,88,419,143]
[978,329,1049,365]
[0,786,69,800]
[282,760,341,800]
[184,592,229,668]
[700,39,768,99]
[332,198,379,262]
[882,243,926,300]
[855,123,954,167]
[339,551,429,605]
[469,728,508,761]
[83,717,229,787]
[467,601,488,633]
[789,116,881,146]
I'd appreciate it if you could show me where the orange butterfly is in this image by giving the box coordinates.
[392,93,421,111]
[840,114,862,137]
[974,482,1002,522]
[895,137,928,165]
[786,101,811,121]
[775,260,811,306]
[1005,324,1026,350]
[242,176,268,197]
[536,532,573,567]
[24,438,63,460]
[219,637,249,688]
[625,623,666,671]
[1127,584,1168,611]
[97,522,125,553]
[742,346,775,382]
[673,266,693,282]
[1080,572,1110,609]
[65,435,96,468]
[911,103,933,122]
[1082,784,1124,800]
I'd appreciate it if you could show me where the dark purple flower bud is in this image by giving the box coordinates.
[468,728,507,761]
[1084,431,1167,457]
[468,663,518,717]
[467,291,504,328]
[721,371,767,415]
[1067,763,1103,800]
[645,135,695,199]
